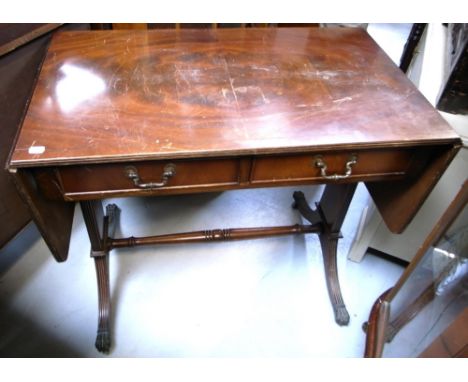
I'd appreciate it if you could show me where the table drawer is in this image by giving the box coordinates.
[56,158,241,198]
[251,149,415,184]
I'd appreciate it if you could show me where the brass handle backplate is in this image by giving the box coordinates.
[125,163,176,189]
[314,154,357,180]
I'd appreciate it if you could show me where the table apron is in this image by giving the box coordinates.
[32,147,424,201]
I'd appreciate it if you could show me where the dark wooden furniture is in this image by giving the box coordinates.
[399,23,426,73]
[0,24,62,249]
[364,180,467,357]
[7,28,461,353]
[437,23,468,115]
[418,307,468,357]
[0,23,93,250]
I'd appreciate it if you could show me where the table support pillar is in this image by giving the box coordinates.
[294,183,357,325]
[93,254,111,352]
[318,183,357,325]
[80,201,118,354]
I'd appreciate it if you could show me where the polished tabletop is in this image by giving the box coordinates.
[10,28,459,167]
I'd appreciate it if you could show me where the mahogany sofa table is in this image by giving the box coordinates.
[7,28,461,353]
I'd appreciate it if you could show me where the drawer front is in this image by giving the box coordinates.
[251,149,415,184]
[57,158,241,197]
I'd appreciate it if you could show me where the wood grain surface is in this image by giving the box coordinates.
[9,28,460,168]
[0,33,52,247]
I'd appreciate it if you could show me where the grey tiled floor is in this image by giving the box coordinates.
[0,185,404,357]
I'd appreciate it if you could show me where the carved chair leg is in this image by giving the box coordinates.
[81,201,118,353]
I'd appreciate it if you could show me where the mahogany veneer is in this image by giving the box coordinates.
[7,28,461,353]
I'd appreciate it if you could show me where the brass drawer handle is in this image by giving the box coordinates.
[314,154,357,180]
[125,164,176,189]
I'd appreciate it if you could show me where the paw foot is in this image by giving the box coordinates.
[95,330,111,353]
[292,191,305,205]
[105,203,118,218]
[334,304,350,326]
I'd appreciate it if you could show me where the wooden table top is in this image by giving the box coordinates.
[10,28,459,168]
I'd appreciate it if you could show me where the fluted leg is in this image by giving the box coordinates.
[317,183,356,325]
[319,230,349,325]
[94,254,111,352]
[81,201,118,353]
[294,184,356,326]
